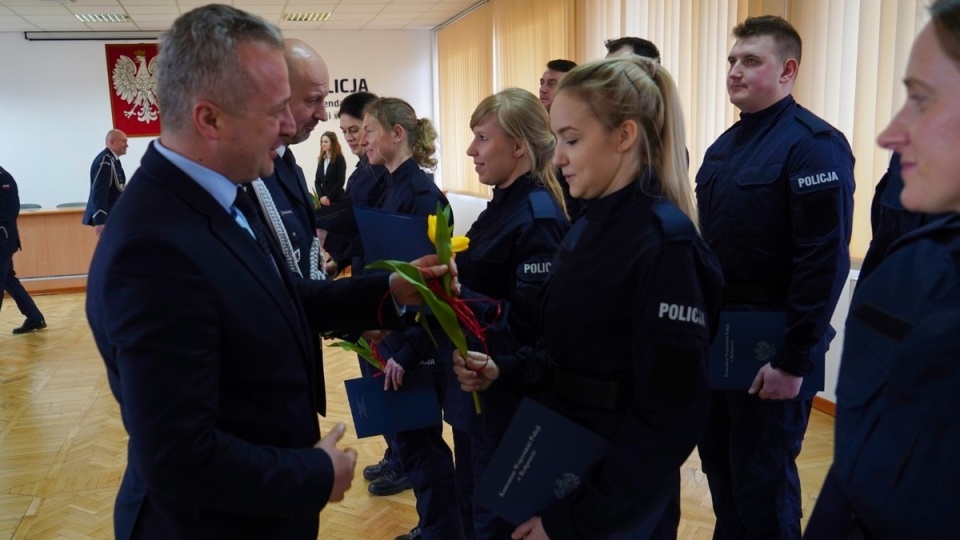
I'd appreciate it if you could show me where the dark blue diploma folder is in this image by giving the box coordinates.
[343,369,442,438]
[475,397,611,525]
[353,206,434,264]
[709,311,824,392]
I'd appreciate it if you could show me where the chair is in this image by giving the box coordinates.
[56,202,87,208]
[20,203,41,210]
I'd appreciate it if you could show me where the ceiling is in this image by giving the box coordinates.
[0,0,482,33]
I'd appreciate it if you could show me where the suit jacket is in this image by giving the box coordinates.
[86,142,399,539]
[84,147,126,226]
[314,153,346,203]
[0,165,21,257]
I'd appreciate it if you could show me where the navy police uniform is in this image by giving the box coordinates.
[804,214,960,539]
[320,156,388,274]
[1,166,45,325]
[376,157,462,540]
[494,177,723,539]
[84,147,126,226]
[257,147,329,415]
[444,173,569,539]
[695,95,854,539]
[859,153,947,281]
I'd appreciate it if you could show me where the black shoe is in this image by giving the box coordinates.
[12,320,46,335]
[368,467,412,496]
[363,458,388,481]
[394,527,420,540]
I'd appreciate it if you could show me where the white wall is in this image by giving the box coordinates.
[0,29,434,209]
[820,269,860,404]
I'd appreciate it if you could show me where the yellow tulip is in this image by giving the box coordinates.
[451,235,470,252]
[427,214,437,245]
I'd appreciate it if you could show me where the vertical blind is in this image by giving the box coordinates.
[436,0,927,258]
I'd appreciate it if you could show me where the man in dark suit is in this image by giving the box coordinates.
[83,129,127,236]
[0,165,46,334]
[85,6,453,539]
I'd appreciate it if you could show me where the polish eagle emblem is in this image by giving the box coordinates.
[112,49,159,124]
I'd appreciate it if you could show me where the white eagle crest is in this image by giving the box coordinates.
[112,50,159,124]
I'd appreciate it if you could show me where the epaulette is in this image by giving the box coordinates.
[528,190,556,220]
[653,200,698,243]
[794,106,834,136]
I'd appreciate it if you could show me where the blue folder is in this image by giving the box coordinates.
[474,397,611,525]
[708,311,824,393]
[343,368,442,438]
[353,206,435,264]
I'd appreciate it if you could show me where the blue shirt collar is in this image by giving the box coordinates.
[152,140,246,213]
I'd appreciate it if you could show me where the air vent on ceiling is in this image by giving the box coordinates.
[283,12,331,22]
[75,13,132,23]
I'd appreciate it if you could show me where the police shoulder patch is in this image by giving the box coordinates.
[791,168,842,194]
[516,256,552,282]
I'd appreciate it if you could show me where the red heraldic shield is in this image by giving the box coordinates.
[105,43,161,137]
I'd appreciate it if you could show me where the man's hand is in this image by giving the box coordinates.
[314,423,357,502]
[512,516,549,539]
[453,350,499,392]
[94,224,105,237]
[749,362,803,400]
[383,358,405,391]
[388,254,460,305]
[320,196,331,206]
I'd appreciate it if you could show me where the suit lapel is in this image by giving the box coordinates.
[141,146,310,355]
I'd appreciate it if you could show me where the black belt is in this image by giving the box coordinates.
[722,281,788,304]
[550,365,629,410]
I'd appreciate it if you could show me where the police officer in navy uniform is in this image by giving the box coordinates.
[859,153,948,281]
[444,88,569,540]
[360,97,459,540]
[694,16,855,540]
[254,38,328,282]
[1,165,47,334]
[539,59,582,221]
[319,93,389,277]
[456,57,723,539]
[805,2,960,537]
[84,129,128,236]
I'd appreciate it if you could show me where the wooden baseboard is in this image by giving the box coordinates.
[813,395,836,416]
[4,285,86,298]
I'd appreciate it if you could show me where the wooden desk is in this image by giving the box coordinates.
[10,208,97,294]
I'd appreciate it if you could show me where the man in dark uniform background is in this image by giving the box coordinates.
[695,15,855,539]
[604,36,661,61]
[858,152,949,281]
[538,59,580,219]
[242,37,331,419]
[0,165,46,334]
[83,129,127,236]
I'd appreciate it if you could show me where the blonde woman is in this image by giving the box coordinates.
[455,57,723,539]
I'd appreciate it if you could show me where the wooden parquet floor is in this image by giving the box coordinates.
[0,292,835,539]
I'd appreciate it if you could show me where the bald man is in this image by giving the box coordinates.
[83,129,128,235]
[244,38,333,415]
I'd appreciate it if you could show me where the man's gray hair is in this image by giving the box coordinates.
[156,4,283,132]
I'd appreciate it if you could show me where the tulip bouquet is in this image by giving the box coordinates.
[362,204,486,413]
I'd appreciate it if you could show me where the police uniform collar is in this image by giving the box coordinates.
[738,94,795,132]
[385,157,421,185]
[491,172,534,204]
[585,170,659,222]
